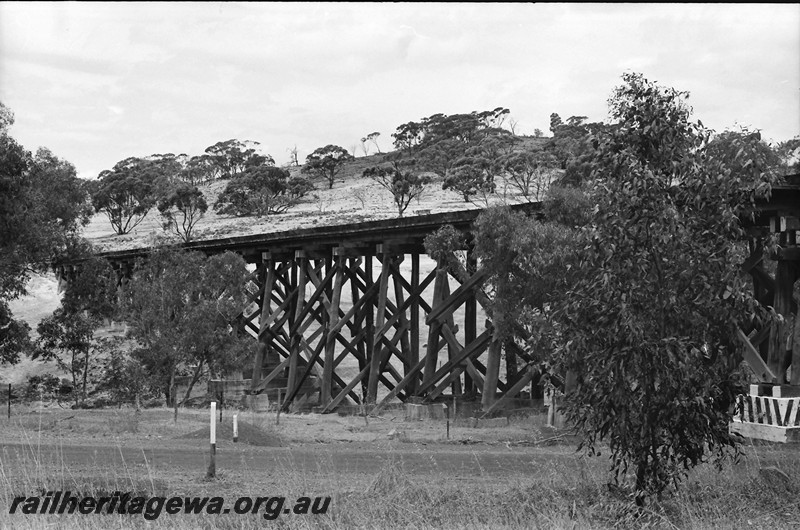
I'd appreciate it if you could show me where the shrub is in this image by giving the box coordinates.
[24,374,63,401]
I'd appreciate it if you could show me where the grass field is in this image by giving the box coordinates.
[1,405,799,529]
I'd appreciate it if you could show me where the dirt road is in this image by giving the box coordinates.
[0,439,577,479]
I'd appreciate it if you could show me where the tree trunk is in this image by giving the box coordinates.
[181,359,205,406]
[167,366,175,407]
[504,338,517,384]
[635,461,647,506]
[82,348,90,407]
[169,366,177,423]
[71,353,80,408]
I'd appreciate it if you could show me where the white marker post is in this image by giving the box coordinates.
[233,412,239,443]
[206,401,216,478]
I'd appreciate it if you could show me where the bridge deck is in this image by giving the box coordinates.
[95,203,541,265]
[89,174,799,267]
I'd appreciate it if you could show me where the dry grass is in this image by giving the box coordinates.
[1,406,800,529]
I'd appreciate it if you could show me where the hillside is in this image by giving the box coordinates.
[83,138,549,253]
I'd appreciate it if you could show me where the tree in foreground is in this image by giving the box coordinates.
[157,183,208,242]
[0,102,91,365]
[423,190,591,407]
[0,303,30,366]
[302,145,354,189]
[555,72,780,501]
[121,249,251,408]
[34,308,98,408]
[33,255,118,407]
[363,165,431,216]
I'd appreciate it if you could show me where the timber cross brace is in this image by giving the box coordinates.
[241,242,532,414]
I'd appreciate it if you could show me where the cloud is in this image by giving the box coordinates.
[0,2,797,178]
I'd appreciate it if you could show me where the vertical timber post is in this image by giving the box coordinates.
[350,256,369,399]
[392,254,412,381]
[368,244,392,404]
[769,261,794,382]
[423,259,447,391]
[464,248,477,396]
[748,241,770,361]
[767,216,800,385]
[288,255,298,397]
[792,274,800,384]
[440,268,462,396]
[409,252,421,395]
[251,254,275,397]
[364,254,375,400]
[322,248,345,408]
[482,291,504,410]
[288,251,307,399]
[505,338,518,388]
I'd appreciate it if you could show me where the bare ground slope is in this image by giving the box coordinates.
[82,143,546,253]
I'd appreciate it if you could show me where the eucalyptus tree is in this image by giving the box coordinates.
[0,102,91,364]
[214,165,313,216]
[88,157,160,235]
[157,183,208,242]
[363,164,431,216]
[302,145,354,189]
[34,255,117,407]
[555,72,780,501]
[203,139,270,179]
[120,249,251,408]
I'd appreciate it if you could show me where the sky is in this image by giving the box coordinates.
[0,2,798,180]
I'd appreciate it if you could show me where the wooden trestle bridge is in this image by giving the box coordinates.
[88,203,542,414]
[64,175,799,428]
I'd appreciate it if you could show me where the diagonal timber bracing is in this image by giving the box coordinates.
[80,203,551,413]
[241,239,527,412]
